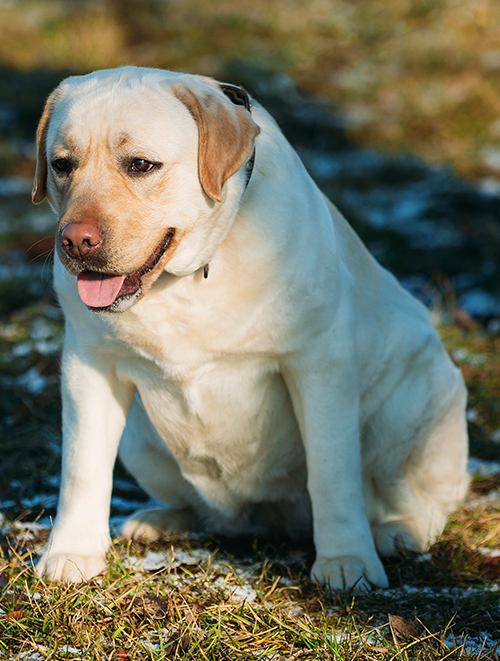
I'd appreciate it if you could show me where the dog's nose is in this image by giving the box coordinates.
[61,222,102,261]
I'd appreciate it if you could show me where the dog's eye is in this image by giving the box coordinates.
[129,159,156,174]
[52,158,72,174]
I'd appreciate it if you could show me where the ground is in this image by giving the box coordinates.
[1,1,500,658]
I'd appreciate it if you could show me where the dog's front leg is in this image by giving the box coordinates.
[37,327,135,582]
[282,345,389,593]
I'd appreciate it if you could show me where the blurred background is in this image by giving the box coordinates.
[3,0,500,177]
[1,0,500,525]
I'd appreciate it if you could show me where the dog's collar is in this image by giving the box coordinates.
[243,148,256,193]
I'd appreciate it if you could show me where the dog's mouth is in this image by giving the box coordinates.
[76,230,174,310]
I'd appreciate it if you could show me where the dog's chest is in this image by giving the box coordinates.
[109,294,305,508]
[93,270,306,508]
[119,352,304,509]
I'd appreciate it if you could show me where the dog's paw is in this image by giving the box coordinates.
[37,553,106,583]
[373,522,423,557]
[311,554,389,593]
[121,507,198,542]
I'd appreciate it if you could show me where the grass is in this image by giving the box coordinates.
[1,298,500,659]
[0,508,500,661]
[1,518,500,660]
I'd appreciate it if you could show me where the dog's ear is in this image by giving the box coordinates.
[172,83,260,203]
[32,89,62,204]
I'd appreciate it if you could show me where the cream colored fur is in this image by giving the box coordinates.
[33,66,469,592]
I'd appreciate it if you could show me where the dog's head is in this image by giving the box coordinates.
[32,67,260,312]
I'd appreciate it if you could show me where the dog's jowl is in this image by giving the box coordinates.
[32,66,469,591]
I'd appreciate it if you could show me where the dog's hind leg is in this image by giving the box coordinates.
[369,371,469,557]
[118,394,201,541]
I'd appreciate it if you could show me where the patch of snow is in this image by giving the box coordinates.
[481,147,500,171]
[172,549,212,567]
[110,496,153,513]
[124,551,170,571]
[298,148,341,179]
[17,367,48,395]
[468,457,500,476]
[139,627,180,652]
[113,477,144,491]
[24,494,58,509]
[30,211,55,233]
[1,493,59,513]
[30,317,52,341]
[343,104,374,127]
[327,632,350,643]
[49,438,62,456]
[452,349,486,366]
[11,342,32,358]
[443,632,499,654]
[227,584,257,603]
[478,548,500,558]
[211,574,258,602]
[0,176,31,196]
[478,177,500,196]
[342,182,463,249]
[415,553,432,563]
[466,491,500,508]
[0,263,42,282]
[34,339,62,355]
[378,583,499,598]
[59,645,81,655]
[6,519,51,541]
[490,429,500,444]
[123,548,212,571]
[13,520,50,532]
[288,605,303,616]
[44,475,60,488]
[459,290,499,317]
[466,407,478,422]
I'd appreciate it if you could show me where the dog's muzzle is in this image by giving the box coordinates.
[76,229,175,312]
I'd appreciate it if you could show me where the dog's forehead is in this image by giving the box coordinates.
[47,68,198,154]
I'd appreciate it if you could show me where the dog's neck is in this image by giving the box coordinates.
[202,147,255,280]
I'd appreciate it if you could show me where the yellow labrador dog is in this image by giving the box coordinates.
[33,66,469,591]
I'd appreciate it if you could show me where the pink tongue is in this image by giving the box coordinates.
[77,272,127,308]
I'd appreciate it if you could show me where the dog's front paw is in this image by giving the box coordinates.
[121,507,199,542]
[311,554,389,593]
[37,553,107,583]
